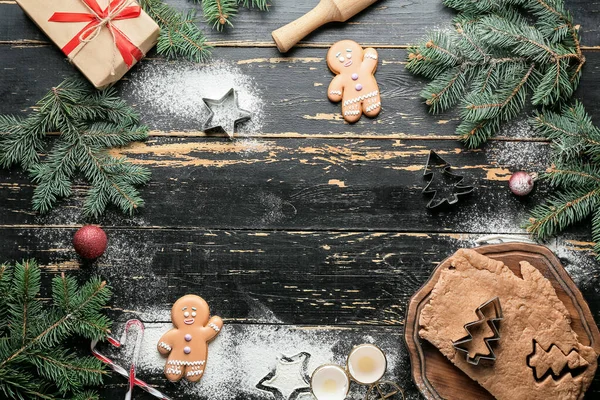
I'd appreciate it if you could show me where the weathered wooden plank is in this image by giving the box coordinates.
[1,227,597,326]
[3,226,599,398]
[0,137,568,231]
[96,323,416,400]
[1,0,599,47]
[2,46,600,138]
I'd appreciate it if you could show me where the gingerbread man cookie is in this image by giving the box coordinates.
[157,295,223,382]
[327,40,381,123]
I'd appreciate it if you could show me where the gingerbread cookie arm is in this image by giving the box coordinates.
[201,316,223,341]
[157,329,178,355]
[361,48,379,74]
[328,75,344,102]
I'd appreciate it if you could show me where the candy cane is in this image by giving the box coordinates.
[91,319,172,400]
[121,319,144,400]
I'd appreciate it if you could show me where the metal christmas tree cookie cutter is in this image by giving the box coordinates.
[452,297,503,365]
[422,150,474,209]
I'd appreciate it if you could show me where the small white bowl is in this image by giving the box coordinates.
[346,344,387,384]
[311,364,350,400]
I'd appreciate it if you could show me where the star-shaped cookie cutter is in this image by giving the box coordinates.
[201,88,252,140]
[256,352,312,400]
[452,297,503,365]
[422,150,474,209]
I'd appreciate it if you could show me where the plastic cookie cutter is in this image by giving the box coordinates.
[422,150,474,209]
[452,297,504,365]
[201,88,252,140]
[310,343,405,400]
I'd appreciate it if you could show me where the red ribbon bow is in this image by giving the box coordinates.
[49,0,144,68]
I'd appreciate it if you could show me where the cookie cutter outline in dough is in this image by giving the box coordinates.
[452,297,504,366]
[201,87,252,140]
[422,150,475,209]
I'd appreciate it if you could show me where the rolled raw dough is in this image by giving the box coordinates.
[419,249,598,400]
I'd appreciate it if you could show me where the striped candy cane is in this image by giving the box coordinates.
[91,319,172,400]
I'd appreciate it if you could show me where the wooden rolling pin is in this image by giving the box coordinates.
[271,0,379,53]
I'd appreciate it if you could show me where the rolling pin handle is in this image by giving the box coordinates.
[272,0,342,53]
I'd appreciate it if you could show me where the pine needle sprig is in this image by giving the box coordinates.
[202,0,238,30]
[0,260,111,399]
[140,0,270,54]
[526,102,600,259]
[190,0,270,31]
[140,0,212,62]
[237,0,269,11]
[0,77,151,217]
[406,0,585,147]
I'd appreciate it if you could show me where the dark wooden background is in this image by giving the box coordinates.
[1,0,599,399]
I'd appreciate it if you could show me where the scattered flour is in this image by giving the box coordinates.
[103,321,403,400]
[124,62,265,134]
[95,231,159,294]
[454,204,526,234]
[496,119,537,139]
[33,197,150,226]
[549,240,600,291]
[486,140,550,172]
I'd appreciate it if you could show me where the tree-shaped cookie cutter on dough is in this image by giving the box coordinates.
[452,297,503,365]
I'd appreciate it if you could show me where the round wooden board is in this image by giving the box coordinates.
[404,243,600,400]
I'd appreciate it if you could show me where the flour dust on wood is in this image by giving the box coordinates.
[101,322,406,399]
[124,62,265,135]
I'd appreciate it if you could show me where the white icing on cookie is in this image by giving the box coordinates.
[159,342,172,351]
[168,359,206,366]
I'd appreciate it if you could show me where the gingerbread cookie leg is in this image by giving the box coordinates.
[165,358,185,382]
[185,361,206,382]
[362,91,381,118]
[342,99,363,123]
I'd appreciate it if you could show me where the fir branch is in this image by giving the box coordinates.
[0,264,12,332]
[0,77,151,217]
[0,260,111,399]
[526,103,600,260]
[203,0,238,30]
[527,187,600,238]
[406,0,585,147]
[531,102,600,161]
[140,0,212,62]
[237,0,269,10]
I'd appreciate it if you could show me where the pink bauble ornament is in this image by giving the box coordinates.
[509,171,536,196]
[73,225,108,259]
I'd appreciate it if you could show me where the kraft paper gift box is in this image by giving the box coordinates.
[16,0,160,89]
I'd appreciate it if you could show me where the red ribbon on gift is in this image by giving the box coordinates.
[48,0,144,68]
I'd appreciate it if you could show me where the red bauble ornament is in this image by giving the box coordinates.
[73,225,108,259]
[509,171,536,196]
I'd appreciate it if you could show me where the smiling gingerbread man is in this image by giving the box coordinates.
[157,295,223,382]
[327,40,381,123]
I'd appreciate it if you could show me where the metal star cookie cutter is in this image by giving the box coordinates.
[452,297,503,365]
[422,150,474,209]
[256,352,311,399]
[201,88,252,140]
